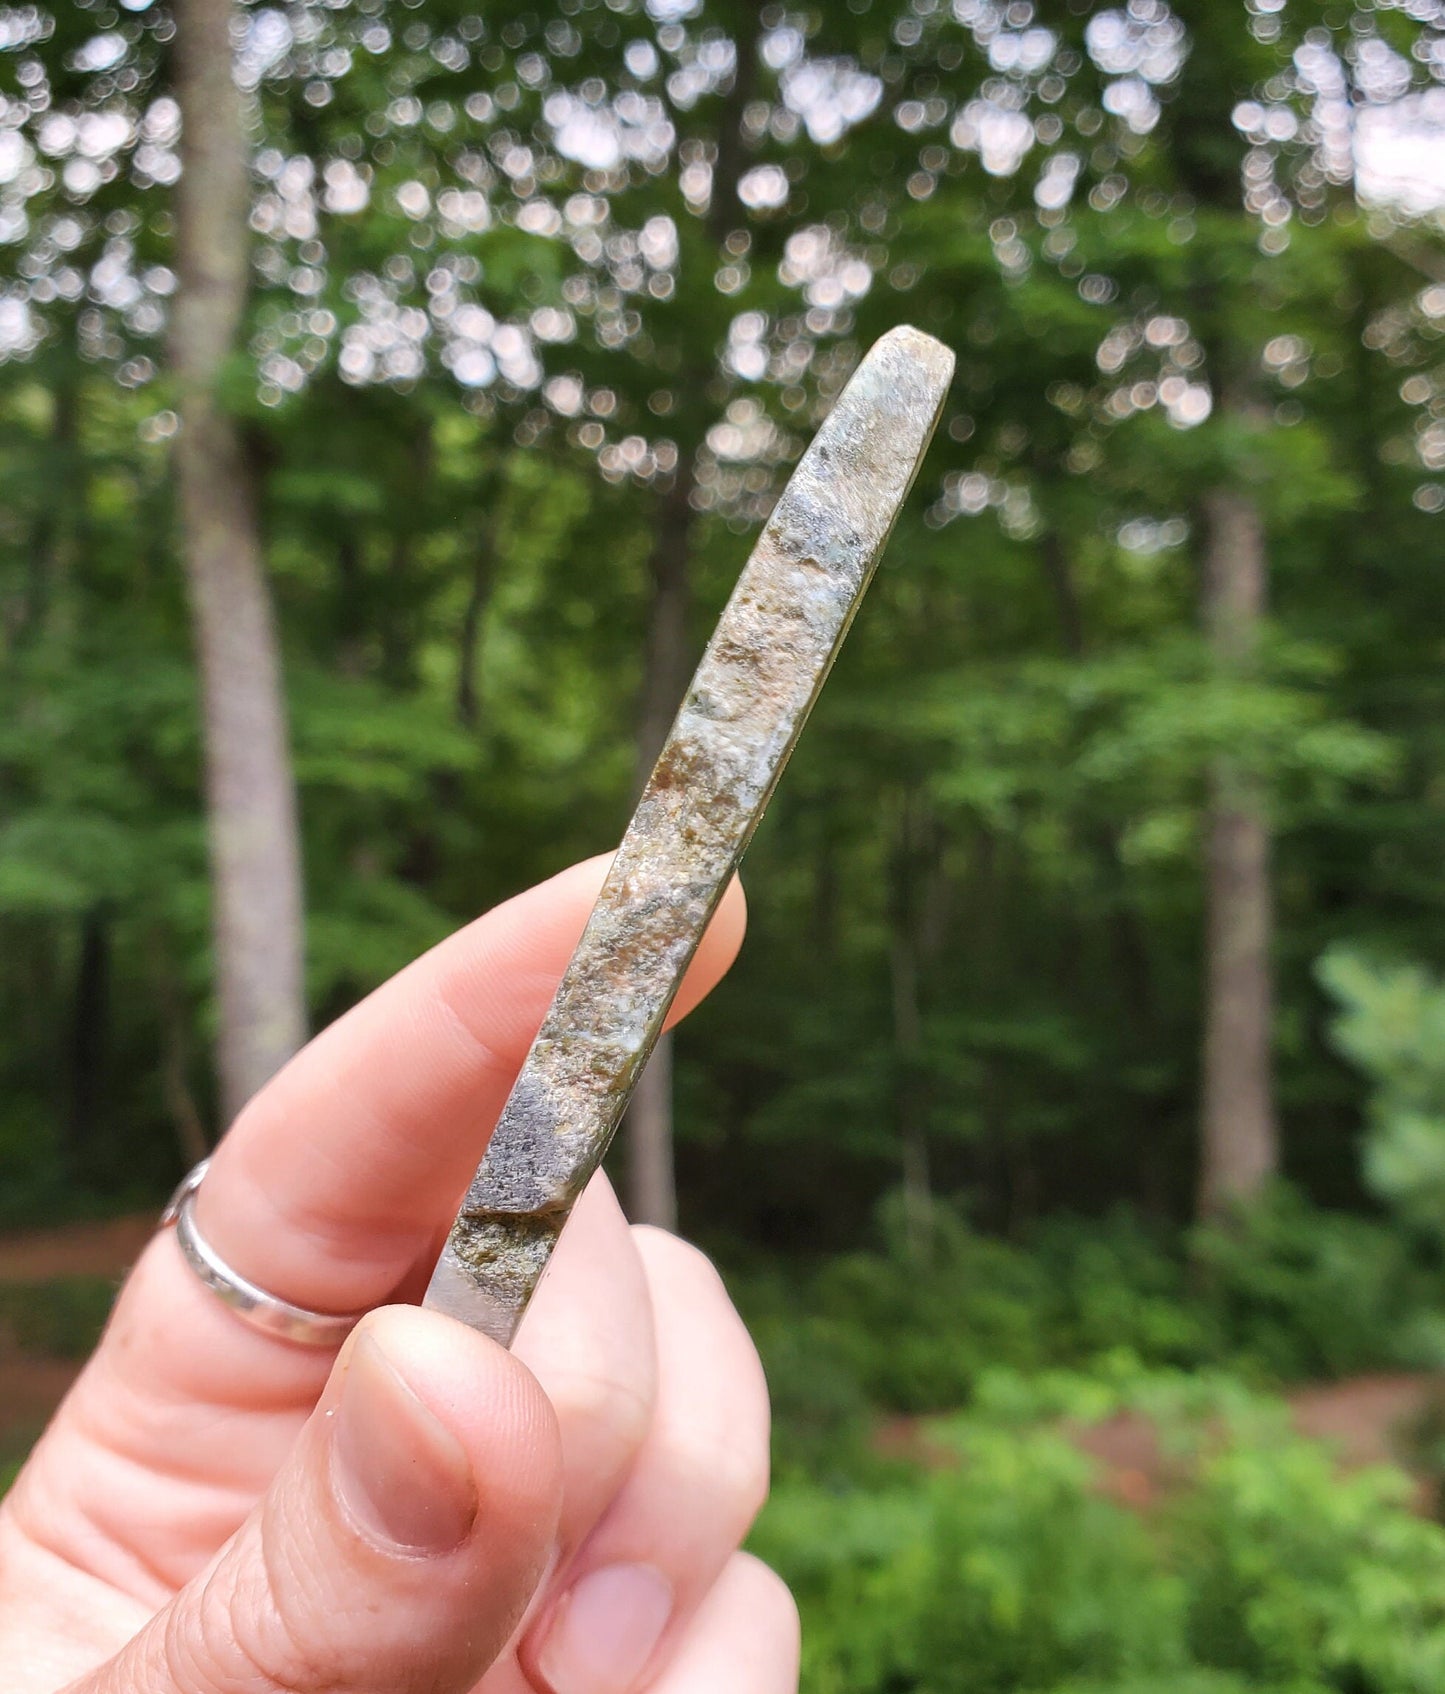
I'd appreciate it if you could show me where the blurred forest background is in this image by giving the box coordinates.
[7,0,1445,1687]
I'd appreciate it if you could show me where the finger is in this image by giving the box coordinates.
[202,857,745,1315]
[643,1554,800,1694]
[76,1306,562,1694]
[15,1171,658,1605]
[40,857,740,1524]
[511,1175,657,1553]
[522,1232,770,1694]
[474,1555,799,1694]
[23,859,739,1605]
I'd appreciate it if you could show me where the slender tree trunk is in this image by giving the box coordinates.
[890,790,944,1255]
[1036,518,1168,1210]
[628,1027,678,1231]
[171,0,305,1123]
[335,533,367,678]
[811,830,839,963]
[8,371,81,652]
[622,27,761,1229]
[1165,16,1280,1223]
[625,471,695,1229]
[151,926,212,1168]
[1038,525,1086,660]
[380,531,413,689]
[1197,482,1278,1217]
[456,517,499,729]
[634,473,696,788]
[890,927,931,1254]
[64,906,108,1178]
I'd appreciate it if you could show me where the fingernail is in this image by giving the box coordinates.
[332,1332,478,1555]
[534,1563,673,1694]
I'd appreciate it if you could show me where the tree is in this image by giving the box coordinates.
[1,0,1443,1255]
[170,0,305,1123]
[1198,476,1278,1214]
[1168,2,1283,1215]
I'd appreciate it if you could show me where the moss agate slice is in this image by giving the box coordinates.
[424,325,955,1344]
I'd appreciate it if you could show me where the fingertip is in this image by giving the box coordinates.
[669,874,747,1026]
[493,852,745,1027]
[87,1310,568,1694]
[355,1305,564,1538]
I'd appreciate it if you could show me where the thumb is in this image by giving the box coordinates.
[80,1306,563,1694]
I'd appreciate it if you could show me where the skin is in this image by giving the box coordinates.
[0,855,796,1694]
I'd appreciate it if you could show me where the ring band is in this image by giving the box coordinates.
[161,1159,368,1348]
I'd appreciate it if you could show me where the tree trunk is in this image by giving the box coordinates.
[624,471,695,1229]
[628,1030,678,1231]
[620,25,763,1228]
[889,787,946,1254]
[1036,518,1168,1211]
[151,926,212,1168]
[1038,525,1086,661]
[1197,483,1278,1217]
[335,533,368,678]
[8,371,81,652]
[889,924,931,1256]
[65,906,108,1178]
[171,0,305,1124]
[456,516,499,729]
[380,530,413,689]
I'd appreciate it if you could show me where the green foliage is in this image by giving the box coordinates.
[6,8,1445,1687]
[761,1422,1186,1694]
[0,0,1436,1264]
[739,1189,1445,1447]
[0,1277,114,1360]
[1189,1185,1445,1379]
[755,1370,1445,1694]
[1322,949,1445,1244]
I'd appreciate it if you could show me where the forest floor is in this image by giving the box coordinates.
[4,1215,1444,1514]
[0,1212,157,1281]
[879,1375,1445,1513]
[0,1213,158,1470]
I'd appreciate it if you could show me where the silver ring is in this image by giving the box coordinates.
[161,1159,368,1348]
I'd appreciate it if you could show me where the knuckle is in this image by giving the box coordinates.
[163,1562,313,1694]
[727,1434,774,1525]
[675,1415,772,1530]
[632,1228,729,1303]
[545,1362,653,1454]
[635,1232,761,1390]
[631,1231,774,1528]
[744,1554,802,1651]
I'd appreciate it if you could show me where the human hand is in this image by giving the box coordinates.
[0,856,794,1694]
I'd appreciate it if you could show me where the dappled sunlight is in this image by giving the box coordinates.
[3,5,1445,1688]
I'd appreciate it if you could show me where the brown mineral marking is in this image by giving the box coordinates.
[587,1048,622,1081]
[648,738,714,792]
[710,630,770,669]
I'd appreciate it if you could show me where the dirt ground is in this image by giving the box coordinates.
[872,1371,1445,1512]
[0,1214,154,1451]
[4,1216,1445,1510]
[0,1213,156,1282]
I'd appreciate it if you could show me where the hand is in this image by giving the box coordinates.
[0,856,795,1694]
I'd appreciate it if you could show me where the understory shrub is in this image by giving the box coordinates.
[734,1185,1445,1438]
[1322,947,1445,1242]
[1188,1184,1445,1379]
[0,1276,115,1358]
[752,1369,1445,1694]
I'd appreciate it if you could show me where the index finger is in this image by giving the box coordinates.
[14,870,744,1606]
[199,853,746,1318]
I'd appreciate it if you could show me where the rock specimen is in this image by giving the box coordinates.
[425,325,954,1343]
